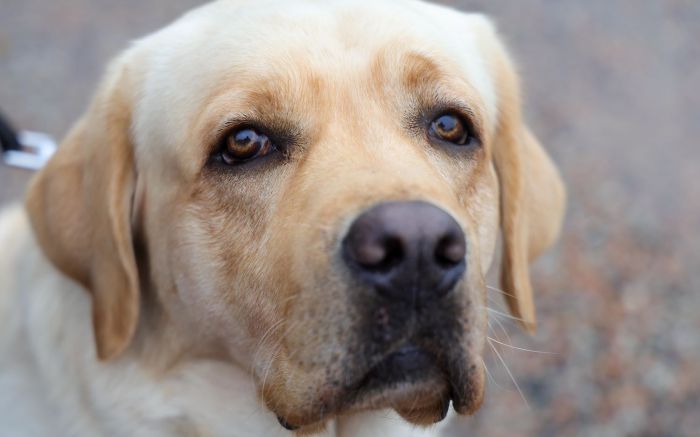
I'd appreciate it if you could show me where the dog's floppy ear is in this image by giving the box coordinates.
[484,26,566,332]
[26,58,139,360]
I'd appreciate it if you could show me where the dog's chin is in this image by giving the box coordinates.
[273,345,485,432]
[357,374,453,426]
[344,345,485,425]
[273,345,484,435]
[346,345,451,424]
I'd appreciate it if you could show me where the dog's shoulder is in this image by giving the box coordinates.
[0,205,31,332]
[0,205,63,435]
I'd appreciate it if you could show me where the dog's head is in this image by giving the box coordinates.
[26,0,564,432]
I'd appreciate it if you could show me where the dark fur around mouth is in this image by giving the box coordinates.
[274,278,484,431]
[330,288,484,421]
[346,344,446,400]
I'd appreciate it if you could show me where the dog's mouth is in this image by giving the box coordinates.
[274,341,484,432]
[359,344,441,388]
[345,343,454,423]
[348,341,485,420]
[349,343,448,402]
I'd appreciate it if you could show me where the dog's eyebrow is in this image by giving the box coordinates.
[400,52,449,90]
[370,50,451,100]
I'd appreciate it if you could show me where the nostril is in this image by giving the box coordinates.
[373,236,404,272]
[347,236,404,273]
[434,234,466,267]
[351,240,386,267]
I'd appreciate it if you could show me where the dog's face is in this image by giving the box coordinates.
[26,0,565,432]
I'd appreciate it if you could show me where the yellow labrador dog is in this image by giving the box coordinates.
[0,0,564,435]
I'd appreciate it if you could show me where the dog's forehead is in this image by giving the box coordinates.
[133,0,497,160]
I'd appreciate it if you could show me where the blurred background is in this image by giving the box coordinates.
[1,1,699,436]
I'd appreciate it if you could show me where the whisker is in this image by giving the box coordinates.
[485,294,509,313]
[259,319,287,346]
[489,309,514,343]
[259,320,301,405]
[487,339,530,409]
[487,307,527,323]
[479,355,506,391]
[486,285,517,299]
[259,343,282,406]
[488,336,557,355]
[250,318,286,374]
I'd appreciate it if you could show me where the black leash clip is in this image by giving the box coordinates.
[1,112,56,171]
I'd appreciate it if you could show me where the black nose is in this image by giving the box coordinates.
[342,201,466,305]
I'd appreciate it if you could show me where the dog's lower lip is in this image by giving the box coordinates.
[383,345,433,372]
[277,416,299,431]
[361,344,440,386]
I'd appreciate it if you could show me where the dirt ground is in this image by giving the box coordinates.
[1,1,699,436]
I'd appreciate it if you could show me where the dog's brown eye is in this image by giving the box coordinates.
[221,128,273,165]
[429,113,472,145]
